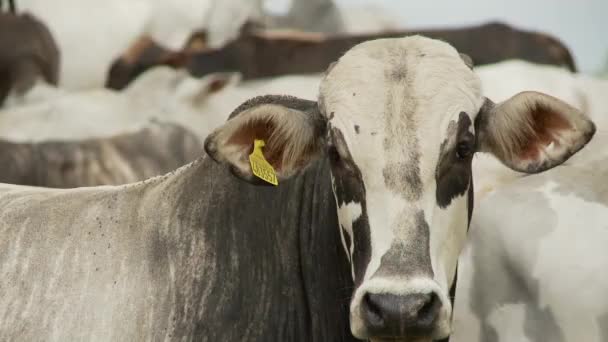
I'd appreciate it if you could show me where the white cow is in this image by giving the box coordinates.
[17,0,263,89]
[0,66,320,142]
[17,0,397,89]
[453,129,608,342]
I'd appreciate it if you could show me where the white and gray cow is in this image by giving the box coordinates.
[0,36,594,341]
[453,130,608,342]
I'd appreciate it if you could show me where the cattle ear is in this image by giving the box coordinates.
[204,95,327,184]
[476,91,595,173]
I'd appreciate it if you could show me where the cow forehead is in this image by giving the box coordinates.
[320,36,483,191]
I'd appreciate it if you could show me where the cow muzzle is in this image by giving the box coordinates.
[361,292,441,337]
[350,278,450,341]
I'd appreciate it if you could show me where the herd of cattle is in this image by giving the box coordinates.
[0,1,607,341]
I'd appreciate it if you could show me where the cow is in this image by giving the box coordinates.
[106,21,577,90]
[0,65,317,143]
[18,0,376,89]
[0,10,59,106]
[0,121,201,188]
[452,129,608,342]
[16,0,257,88]
[106,0,399,91]
[0,36,594,341]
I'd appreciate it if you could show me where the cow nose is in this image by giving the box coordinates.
[361,292,441,336]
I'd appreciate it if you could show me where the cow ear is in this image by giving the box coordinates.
[476,91,595,173]
[204,95,328,184]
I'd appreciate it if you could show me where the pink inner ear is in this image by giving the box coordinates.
[227,120,285,170]
[518,106,572,160]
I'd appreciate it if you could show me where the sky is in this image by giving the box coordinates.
[267,0,608,74]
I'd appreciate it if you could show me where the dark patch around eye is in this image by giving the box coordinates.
[436,112,474,208]
[329,127,371,286]
[354,125,360,134]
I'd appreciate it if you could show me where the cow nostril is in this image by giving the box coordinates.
[361,292,442,336]
[415,292,441,326]
[362,293,384,327]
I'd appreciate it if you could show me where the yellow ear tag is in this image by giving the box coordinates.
[249,139,278,186]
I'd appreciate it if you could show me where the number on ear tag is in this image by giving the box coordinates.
[249,139,278,186]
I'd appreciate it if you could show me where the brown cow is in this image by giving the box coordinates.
[106,21,576,90]
[0,11,59,106]
[105,32,210,90]
[0,121,201,188]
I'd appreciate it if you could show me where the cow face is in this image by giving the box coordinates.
[205,36,595,341]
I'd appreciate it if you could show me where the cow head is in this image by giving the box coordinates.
[204,36,595,341]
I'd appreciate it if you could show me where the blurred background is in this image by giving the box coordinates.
[2,0,606,190]
[267,0,608,74]
[1,2,607,341]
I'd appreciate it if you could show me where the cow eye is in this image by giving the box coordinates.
[456,141,473,159]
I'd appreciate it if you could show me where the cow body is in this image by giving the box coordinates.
[0,122,201,187]
[191,22,575,79]
[0,67,317,142]
[453,132,608,342]
[0,68,242,141]
[0,155,355,341]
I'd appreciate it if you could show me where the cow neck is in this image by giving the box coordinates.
[148,155,357,341]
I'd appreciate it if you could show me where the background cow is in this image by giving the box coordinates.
[105,21,576,89]
[0,121,201,187]
[16,0,395,89]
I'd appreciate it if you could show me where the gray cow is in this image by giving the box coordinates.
[0,36,594,341]
[0,121,201,187]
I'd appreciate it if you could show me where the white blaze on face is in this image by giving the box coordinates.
[336,200,362,279]
[319,36,484,339]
